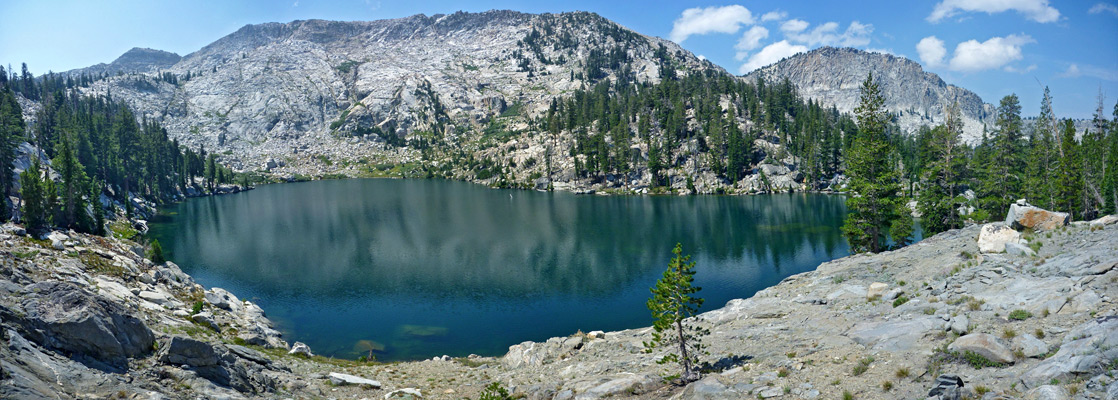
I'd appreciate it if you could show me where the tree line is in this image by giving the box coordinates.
[849,74,1118,252]
[0,64,233,236]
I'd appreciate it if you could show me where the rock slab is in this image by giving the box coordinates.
[948,333,1015,364]
[328,372,382,388]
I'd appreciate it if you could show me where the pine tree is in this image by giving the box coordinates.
[54,131,91,231]
[980,94,1025,219]
[842,73,910,253]
[0,85,23,221]
[1104,101,1118,215]
[205,153,217,193]
[1026,87,1058,209]
[1083,93,1110,218]
[19,161,47,234]
[644,243,707,383]
[91,183,105,236]
[918,102,966,235]
[1056,119,1084,219]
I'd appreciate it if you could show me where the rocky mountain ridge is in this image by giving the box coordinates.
[67,10,716,174]
[745,47,995,144]
[62,47,181,78]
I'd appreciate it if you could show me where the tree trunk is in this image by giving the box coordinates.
[676,319,696,382]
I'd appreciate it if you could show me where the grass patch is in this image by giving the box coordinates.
[852,356,874,376]
[13,249,39,259]
[1002,327,1017,339]
[109,220,139,240]
[895,367,910,379]
[79,252,126,277]
[962,350,1005,369]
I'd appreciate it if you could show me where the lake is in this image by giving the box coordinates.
[149,179,857,362]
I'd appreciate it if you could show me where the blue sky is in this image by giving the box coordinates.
[1,0,1115,118]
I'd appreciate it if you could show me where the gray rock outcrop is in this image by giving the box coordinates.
[0,281,154,370]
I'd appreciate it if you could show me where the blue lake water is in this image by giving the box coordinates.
[149,179,858,361]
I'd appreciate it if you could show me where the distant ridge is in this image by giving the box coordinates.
[63,47,181,77]
[745,47,994,143]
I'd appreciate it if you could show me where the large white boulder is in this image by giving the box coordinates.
[978,223,1020,253]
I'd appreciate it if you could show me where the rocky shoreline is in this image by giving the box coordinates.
[1,208,1116,399]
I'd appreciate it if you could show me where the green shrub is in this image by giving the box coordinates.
[963,350,1005,369]
[191,301,204,315]
[479,382,512,400]
[892,296,910,308]
[148,239,166,264]
[1008,309,1032,320]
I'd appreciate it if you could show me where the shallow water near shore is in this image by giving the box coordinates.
[150,179,868,361]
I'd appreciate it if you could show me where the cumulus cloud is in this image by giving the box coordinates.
[761,10,787,22]
[734,26,770,60]
[780,19,809,34]
[1060,63,1118,81]
[928,0,1060,23]
[670,5,755,43]
[916,36,947,67]
[781,20,873,47]
[1089,2,1118,16]
[738,40,808,74]
[948,34,1034,72]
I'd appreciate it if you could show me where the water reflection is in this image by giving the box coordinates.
[149,179,852,361]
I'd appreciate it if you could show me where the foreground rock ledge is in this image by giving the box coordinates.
[1,214,1116,399]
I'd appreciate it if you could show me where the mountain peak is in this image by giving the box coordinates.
[746,46,993,143]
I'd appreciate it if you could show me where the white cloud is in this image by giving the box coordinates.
[734,26,770,60]
[928,0,1060,23]
[782,20,872,47]
[916,36,947,67]
[761,10,787,22]
[842,22,873,47]
[1003,64,1037,73]
[1061,64,1081,77]
[948,34,1034,72]
[670,5,755,43]
[866,48,896,55]
[1060,63,1118,81]
[780,19,809,34]
[738,40,808,74]
[1089,2,1118,16]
